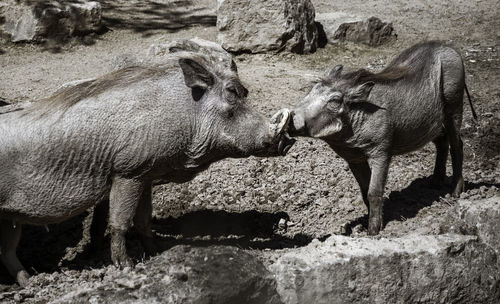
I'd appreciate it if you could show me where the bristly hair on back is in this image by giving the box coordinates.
[23,66,167,117]
[321,65,411,87]
[22,51,239,118]
[346,65,411,85]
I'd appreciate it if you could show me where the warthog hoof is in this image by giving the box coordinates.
[17,270,30,287]
[452,178,464,197]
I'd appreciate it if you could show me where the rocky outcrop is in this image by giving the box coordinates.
[0,0,102,42]
[269,234,499,304]
[316,13,395,46]
[50,246,281,304]
[441,197,500,255]
[216,0,318,54]
[45,234,499,304]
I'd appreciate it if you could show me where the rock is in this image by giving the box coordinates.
[0,101,31,114]
[316,13,395,46]
[217,0,318,54]
[148,37,236,71]
[56,78,96,92]
[65,38,235,92]
[269,234,500,304]
[108,37,236,74]
[51,246,281,304]
[65,1,102,35]
[0,97,10,106]
[440,197,500,255]
[108,53,141,72]
[0,0,102,43]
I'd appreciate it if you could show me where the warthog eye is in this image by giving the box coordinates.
[192,86,206,101]
[227,86,238,95]
[225,86,239,105]
[328,96,343,104]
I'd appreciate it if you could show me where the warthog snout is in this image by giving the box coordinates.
[269,108,296,156]
[287,110,306,137]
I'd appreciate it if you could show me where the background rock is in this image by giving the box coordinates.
[0,97,10,106]
[0,0,102,43]
[48,246,281,304]
[217,0,318,54]
[148,37,236,71]
[107,37,235,73]
[269,234,500,304]
[316,13,395,46]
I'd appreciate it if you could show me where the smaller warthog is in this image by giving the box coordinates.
[0,52,295,286]
[289,41,476,235]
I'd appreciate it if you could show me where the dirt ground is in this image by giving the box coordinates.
[0,0,499,302]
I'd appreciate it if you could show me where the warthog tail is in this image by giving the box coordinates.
[464,83,478,121]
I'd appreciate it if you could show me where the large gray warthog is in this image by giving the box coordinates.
[289,41,476,235]
[0,53,294,285]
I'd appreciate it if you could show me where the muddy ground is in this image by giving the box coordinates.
[0,0,499,302]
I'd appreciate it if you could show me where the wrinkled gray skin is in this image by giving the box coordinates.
[290,41,467,235]
[0,53,294,286]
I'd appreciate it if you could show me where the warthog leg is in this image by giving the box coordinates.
[133,183,157,256]
[367,156,390,235]
[431,134,449,186]
[445,116,464,196]
[348,161,371,213]
[109,177,146,268]
[1,220,30,286]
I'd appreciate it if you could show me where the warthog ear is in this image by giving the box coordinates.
[347,81,375,102]
[328,65,343,79]
[179,58,214,90]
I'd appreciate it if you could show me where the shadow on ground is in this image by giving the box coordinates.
[100,0,216,37]
[6,0,216,52]
[342,176,500,235]
[0,213,87,285]
[0,209,315,285]
[152,209,317,250]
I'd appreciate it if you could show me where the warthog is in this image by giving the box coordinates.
[0,53,294,286]
[289,41,476,235]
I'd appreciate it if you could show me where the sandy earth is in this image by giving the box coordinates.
[0,0,499,302]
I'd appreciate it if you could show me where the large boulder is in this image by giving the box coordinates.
[316,13,395,46]
[269,234,500,304]
[216,0,318,54]
[0,0,102,43]
[440,197,500,255]
[148,37,236,71]
[50,246,281,304]
[107,37,236,73]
